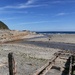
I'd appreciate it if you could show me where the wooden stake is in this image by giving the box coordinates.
[8,53,16,75]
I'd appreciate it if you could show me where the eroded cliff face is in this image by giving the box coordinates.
[0,30,31,43]
[0,21,9,29]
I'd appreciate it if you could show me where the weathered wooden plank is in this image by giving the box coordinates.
[33,53,60,75]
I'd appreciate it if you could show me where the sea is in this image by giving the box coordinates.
[36,31,75,34]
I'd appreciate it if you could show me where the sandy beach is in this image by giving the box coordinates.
[0,30,75,75]
[0,0,75,74]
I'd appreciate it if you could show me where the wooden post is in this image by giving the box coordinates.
[8,53,16,75]
[69,56,72,75]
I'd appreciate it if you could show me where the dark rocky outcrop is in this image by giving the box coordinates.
[0,21,9,29]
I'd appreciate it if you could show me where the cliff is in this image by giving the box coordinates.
[0,21,9,29]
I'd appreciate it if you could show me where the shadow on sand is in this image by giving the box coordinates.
[61,57,70,75]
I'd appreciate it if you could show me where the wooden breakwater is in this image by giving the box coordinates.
[0,50,75,75]
[69,55,75,75]
[33,51,75,75]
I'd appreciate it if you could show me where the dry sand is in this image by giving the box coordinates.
[0,30,60,75]
[0,44,60,75]
[48,34,75,44]
[0,30,75,75]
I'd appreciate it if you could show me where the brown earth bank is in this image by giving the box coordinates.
[0,30,33,43]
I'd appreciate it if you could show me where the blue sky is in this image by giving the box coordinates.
[0,0,75,31]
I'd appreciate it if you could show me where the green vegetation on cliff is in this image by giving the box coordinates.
[0,21,9,29]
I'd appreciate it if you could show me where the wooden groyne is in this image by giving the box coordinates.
[69,55,75,75]
[33,52,61,75]
[0,50,75,75]
[33,51,75,75]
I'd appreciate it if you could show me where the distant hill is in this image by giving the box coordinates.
[0,21,9,29]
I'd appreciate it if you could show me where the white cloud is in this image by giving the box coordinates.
[0,0,75,10]
[18,20,59,25]
[55,12,75,17]
[56,13,66,16]
[46,0,75,5]
[0,16,25,20]
[25,0,35,5]
[0,0,45,10]
[0,10,28,14]
[0,17,18,20]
